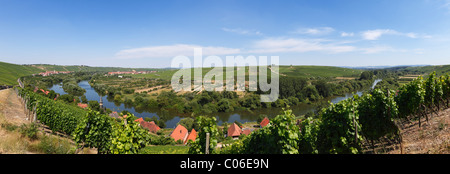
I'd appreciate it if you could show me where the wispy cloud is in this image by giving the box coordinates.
[248,38,356,54]
[292,27,335,35]
[360,45,397,54]
[116,26,430,59]
[439,0,450,11]
[115,44,241,59]
[341,32,354,37]
[222,28,262,35]
[361,29,420,40]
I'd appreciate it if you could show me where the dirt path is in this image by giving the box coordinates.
[0,89,32,154]
[0,89,97,154]
[0,89,28,125]
[385,107,450,154]
[135,85,166,93]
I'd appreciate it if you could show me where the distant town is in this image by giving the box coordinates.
[32,70,157,77]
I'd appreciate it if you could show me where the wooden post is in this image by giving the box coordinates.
[33,102,38,123]
[352,99,358,145]
[205,133,210,154]
[353,109,357,145]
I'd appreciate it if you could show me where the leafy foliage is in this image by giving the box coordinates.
[109,115,151,154]
[395,77,425,118]
[17,88,86,135]
[18,88,150,154]
[358,89,398,141]
[298,117,321,154]
[188,116,219,154]
[316,98,362,154]
[73,110,113,154]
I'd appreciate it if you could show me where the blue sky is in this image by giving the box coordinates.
[1,0,450,68]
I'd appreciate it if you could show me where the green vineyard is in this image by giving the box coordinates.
[216,71,450,154]
[16,88,150,154]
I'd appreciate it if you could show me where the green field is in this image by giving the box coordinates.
[138,145,189,154]
[0,61,168,85]
[30,64,162,72]
[130,65,364,80]
[399,65,450,76]
[0,61,43,85]
[278,65,363,78]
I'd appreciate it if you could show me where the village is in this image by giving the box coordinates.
[129,113,271,147]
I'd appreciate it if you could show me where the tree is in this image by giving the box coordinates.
[81,95,88,104]
[178,117,197,131]
[359,71,373,80]
[217,98,234,112]
[312,80,332,98]
[302,85,320,101]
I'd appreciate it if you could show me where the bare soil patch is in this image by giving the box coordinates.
[377,107,450,154]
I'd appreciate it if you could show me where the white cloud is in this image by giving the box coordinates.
[115,44,241,59]
[361,29,420,40]
[361,29,395,40]
[248,38,356,54]
[293,27,335,35]
[341,32,354,37]
[222,28,262,35]
[360,45,407,54]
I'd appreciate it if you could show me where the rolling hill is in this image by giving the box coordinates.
[0,61,165,85]
[0,61,43,85]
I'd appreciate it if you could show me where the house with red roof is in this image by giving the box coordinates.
[134,117,161,134]
[170,124,189,143]
[77,103,88,109]
[260,117,270,128]
[227,123,242,139]
[134,117,144,123]
[242,128,253,136]
[185,129,197,144]
[39,89,50,95]
[142,121,161,134]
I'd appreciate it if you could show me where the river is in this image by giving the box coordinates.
[49,79,382,128]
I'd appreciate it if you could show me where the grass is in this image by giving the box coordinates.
[279,65,363,78]
[0,109,75,154]
[0,61,43,85]
[138,145,189,154]
[0,60,168,85]
[401,65,450,76]
[30,64,162,72]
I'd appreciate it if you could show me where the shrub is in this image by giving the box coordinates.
[19,123,38,140]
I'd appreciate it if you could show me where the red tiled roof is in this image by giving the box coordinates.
[142,121,161,134]
[227,123,242,137]
[171,124,188,142]
[242,128,252,136]
[134,117,161,134]
[39,89,49,95]
[77,103,88,109]
[185,129,197,144]
[134,117,144,123]
[260,117,270,127]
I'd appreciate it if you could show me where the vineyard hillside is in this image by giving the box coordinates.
[388,107,450,154]
[0,61,43,85]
